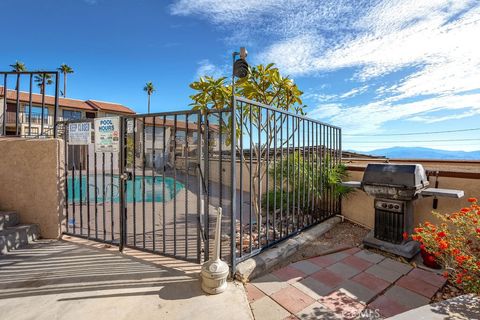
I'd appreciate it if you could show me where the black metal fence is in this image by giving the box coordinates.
[232,97,342,267]
[60,97,342,271]
[1,71,60,137]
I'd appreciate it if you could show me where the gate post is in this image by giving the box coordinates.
[119,116,127,252]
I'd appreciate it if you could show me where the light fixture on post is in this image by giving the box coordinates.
[233,47,249,79]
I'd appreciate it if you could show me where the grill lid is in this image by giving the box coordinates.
[362,164,429,190]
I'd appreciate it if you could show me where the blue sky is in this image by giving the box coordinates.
[3,0,480,152]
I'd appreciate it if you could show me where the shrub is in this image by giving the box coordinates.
[411,197,480,294]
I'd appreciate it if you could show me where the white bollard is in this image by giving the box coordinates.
[201,207,229,294]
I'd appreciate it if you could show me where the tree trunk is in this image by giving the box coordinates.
[63,73,67,97]
[148,94,151,114]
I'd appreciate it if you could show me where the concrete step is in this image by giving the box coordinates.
[0,224,40,254]
[0,211,19,230]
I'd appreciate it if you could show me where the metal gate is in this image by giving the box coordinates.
[60,109,231,263]
[61,100,342,267]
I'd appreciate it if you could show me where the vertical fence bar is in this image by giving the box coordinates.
[265,109,270,245]
[329,126,333,217]
[297,118,301,230]
[162,115,166,253]
[230,101,237,274]
[239,103,244,257]
[280,113,284,239]
[119,117,127,251]
[2,74,6,135]
[173,114,177,256]
[257,106,261,249]
[152,116,156,252]
[142,117,146,248]
[184,114,189,258]
[102,152,106,240]
[249,105,253,253]
[110,152,114,241]
[94,151,98,239]
[54,72,59,138]
[28,74,32,136]
[79,147,83,235]
[339,127,342,215]
[218,112,223,258]
[196,112,202,263]
[291,116,295,232]
[15,74,20,136]
[273,112,277,241]
[302,119,306,226]
[132,118,137,247]
[41,74,46,136]
[72,146,76,234]
[87,142,91,238]
[286,114,290,237]
[204,115,210,260]
[64,127,69,233]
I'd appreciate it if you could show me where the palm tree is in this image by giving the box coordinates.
[10,61,27,72]
[9,61,27,90]
[34,74,53,94]
[57,64,74,97]
[143,82,156,113]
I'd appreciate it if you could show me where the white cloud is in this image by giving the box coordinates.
[172,0,480,143]
[317,93,480,134]
[194,59,225,79]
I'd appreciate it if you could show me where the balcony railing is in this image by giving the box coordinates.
[5,111,55,126]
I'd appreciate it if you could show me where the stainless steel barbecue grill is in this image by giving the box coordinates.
[343,163,464,258]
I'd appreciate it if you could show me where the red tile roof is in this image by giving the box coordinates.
[0,87,135,114]
[86,100,135,115]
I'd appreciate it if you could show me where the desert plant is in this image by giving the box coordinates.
[263,152,353,213]
[411,197,480,294]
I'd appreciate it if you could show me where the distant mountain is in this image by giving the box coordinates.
[351,147,480,160]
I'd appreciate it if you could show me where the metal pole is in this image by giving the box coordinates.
[230,52,237,275]
[54,72,60,138]
[3,74,7,135]
[15,74,20,136]
[119,117,126,251]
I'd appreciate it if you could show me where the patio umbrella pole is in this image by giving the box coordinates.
[201,207,229,294]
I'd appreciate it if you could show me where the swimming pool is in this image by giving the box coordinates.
[67,175,184,203]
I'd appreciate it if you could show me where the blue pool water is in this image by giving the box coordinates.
[67,175,184,203]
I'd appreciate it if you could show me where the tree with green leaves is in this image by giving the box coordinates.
[190,63,306,224]
[10,61,27,72]
[57,64,74,97]
[34,74,53,94]
[10,61,27,91]
[143,82,156,113]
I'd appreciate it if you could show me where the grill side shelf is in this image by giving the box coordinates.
[421,188,464,199]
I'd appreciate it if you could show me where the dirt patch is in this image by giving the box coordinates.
[272,220,369,270]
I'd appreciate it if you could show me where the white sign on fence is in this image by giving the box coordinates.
[68,122,91,145]
[94,117,120,153]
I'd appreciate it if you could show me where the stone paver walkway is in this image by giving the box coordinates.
[246,248,447,319]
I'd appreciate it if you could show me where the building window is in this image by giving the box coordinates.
[63,109,82,121]
[24,105,49,124]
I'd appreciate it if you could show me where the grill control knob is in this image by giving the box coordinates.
[388,204,394,209]
[394,205,400,210]
[382,203,387,208]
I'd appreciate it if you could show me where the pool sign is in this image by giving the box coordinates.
[94,117,120,153]
[68,122,91,145]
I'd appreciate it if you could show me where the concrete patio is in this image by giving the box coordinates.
[0,238,252,320]
[246,247,448,319]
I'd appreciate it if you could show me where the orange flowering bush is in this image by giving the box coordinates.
[411,197,480,294]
